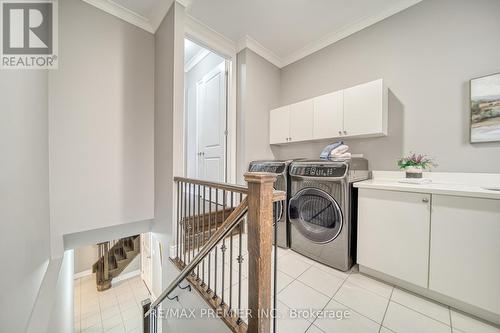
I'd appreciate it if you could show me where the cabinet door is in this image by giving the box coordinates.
[289,99,314,142]
[343,79,387,137]
[357,189,431,288]
[429,195,500,314]
[313,90,344,140]
[269,106,290,144]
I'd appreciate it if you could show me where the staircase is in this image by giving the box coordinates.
[142,173,286,333]
[92,235,140,291]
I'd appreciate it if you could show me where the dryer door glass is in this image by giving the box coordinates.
[288,188,343,243]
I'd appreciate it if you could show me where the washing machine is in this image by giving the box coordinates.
[248,160,292,248]
[288,158,369,271]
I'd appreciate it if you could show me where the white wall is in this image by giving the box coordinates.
[48,0,155,257]
[154,1,185,297]
[185,52,225,178]
[46,251,74,333]
[0,71,51,333]
[236,49,281,183]
[276,0,500,172]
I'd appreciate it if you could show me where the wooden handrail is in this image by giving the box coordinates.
[145,197,249,317]
[173,176,286,202]
[173,176,248,194]
[143,173,285,333]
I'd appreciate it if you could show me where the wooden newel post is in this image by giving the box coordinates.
[244,172,277,333]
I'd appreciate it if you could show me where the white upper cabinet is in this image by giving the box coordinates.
[289,99,314,142]
[313,90,344,140]
[269,106,290,144]
[269,79,388,145]
[343,79,388,137]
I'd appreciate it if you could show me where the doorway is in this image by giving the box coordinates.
[184,38,228,182]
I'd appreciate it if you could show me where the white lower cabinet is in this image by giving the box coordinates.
[429,195,500,314]
[357,189,431,288]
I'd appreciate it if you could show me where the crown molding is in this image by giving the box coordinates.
[81,0,155,33]
[149,0,176,32]
[237,35,283,68]
[80,0,421,67]
[281,0,423,67]
[185,14,237,58]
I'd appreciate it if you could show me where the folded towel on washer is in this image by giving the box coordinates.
[320,141,344,160]
[330,152,352,161]
[330,144,349,156]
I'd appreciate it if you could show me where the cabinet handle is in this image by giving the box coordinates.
[343,130,347,135]
[338,131,342,135]
[422,198,429,203]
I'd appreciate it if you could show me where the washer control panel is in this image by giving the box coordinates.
[290,164,347,177]
[249,163,286,174]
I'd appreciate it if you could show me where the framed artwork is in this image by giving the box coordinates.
[470,72,500,143]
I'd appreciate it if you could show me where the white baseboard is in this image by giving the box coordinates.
[113,269,141,283]
[74,269,92,279]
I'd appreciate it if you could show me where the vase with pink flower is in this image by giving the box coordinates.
[397,153,437,179]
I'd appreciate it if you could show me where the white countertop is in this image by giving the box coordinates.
[354,171,500,200]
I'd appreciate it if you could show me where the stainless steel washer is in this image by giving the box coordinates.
[248,160,291,248]
[288,158,369,271]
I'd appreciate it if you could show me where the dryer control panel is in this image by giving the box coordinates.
[290,164,347,177]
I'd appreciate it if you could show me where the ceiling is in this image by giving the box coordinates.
[83,0,421,67]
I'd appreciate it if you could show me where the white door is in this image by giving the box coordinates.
[357,188,431,288]
[313,90,344,139]
[196,63,227,182]
[140,233,153,292]
[289,99,314,142]
[343,79,386,137]
[269,106,290,144]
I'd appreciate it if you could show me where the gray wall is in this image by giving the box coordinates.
[276,0,500,172]
[237,49,281,183]
[0,70,51,332]
[48,0,155,257]
[74,245,98,274]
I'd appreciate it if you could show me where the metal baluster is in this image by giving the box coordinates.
[176,181,180,260]
[187,182,191,264]
[213,188,219,299]
[202,185,206,285]
[237,192,243,325]
[191,183,195,265]
[207,186,212,294]
[197,184,201,279]
[221,190,227,305]
[229,192,234,313]
[273,201,279,333]
[183,182,187,265]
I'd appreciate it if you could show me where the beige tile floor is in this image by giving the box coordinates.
[175,234,500,333]
[74,275,151,333]
[270,248,500,333]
